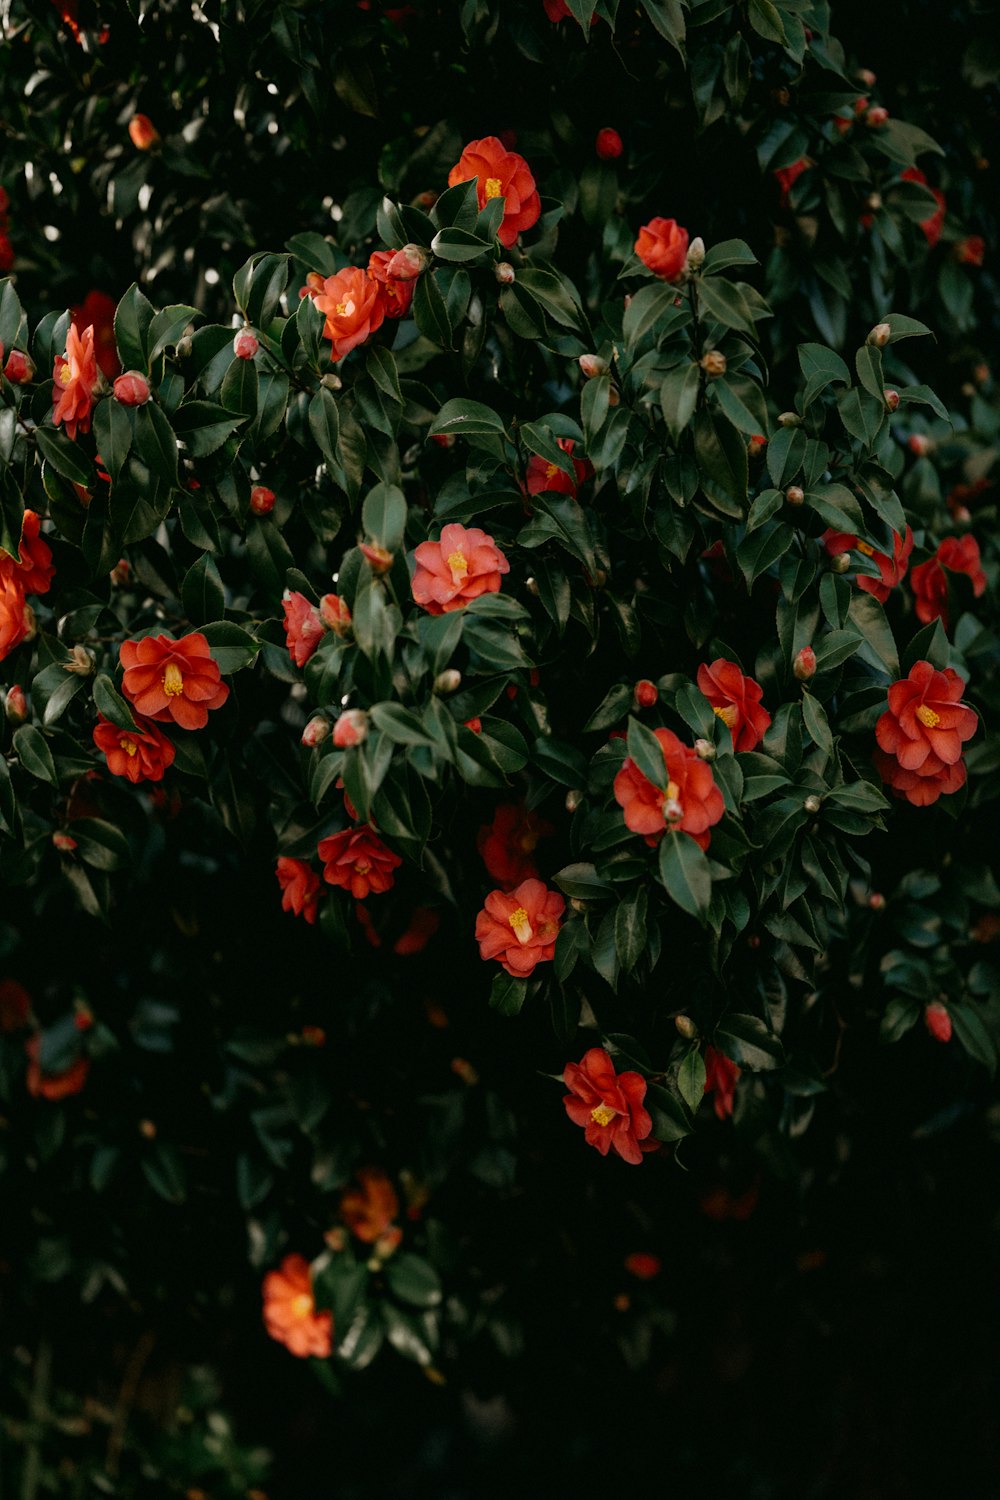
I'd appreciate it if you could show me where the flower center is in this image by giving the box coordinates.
[545,462,560,479]
[663,778,684,825]
[856,540,875,556]
[484,177,503,200]
[58,364,72,385]
[355,860,371,875]
[917,704,940,728]
[520,831,538,852]
[590,1103,616,1127]
[447,550,469,583]
[290,1293,313,1320]
[162,662,184,697]
[336,297,356,318]
[119,736,138,757]
[508,907,533,944]
[713,703,738,730]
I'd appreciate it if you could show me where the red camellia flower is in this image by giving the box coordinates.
[313,265,386,362]
[634,217,689,281]
[704,1044,740,1121]
[367,249,415,320]
[901,167,946,247]
[562,1047,654,1165]
[250,485,276,516]
[614,728,725,849]
[447,136,541,249]
[3,348,34,383]
[52,322,98,441]
[525,437,593,498]
[25,1035,90,1101]
[320,592,352,636]
[696,659,771,752]
[113,370,150,406]
[0,565,30,663]
[71,290,119,379]
[318,825,402,899]
[774,157,811,208]
[595,127,623,160]
[411,522,509,615]
[340,1167,400,1244]
[475,878,564,977]
[14,509,55,595]
[924,1002,952,1042]
[822,526,914,603]
[0,979,32,1033]
[624,1251,662,1280]
[282,591,325,667]
[93,712,176,783]
[262,1254,333,1359]
[954,235,985,267]
[873,660,978,806]
[909,535,987,631]
[276,857,321,925]
[477,802,554,887]
[120,632,229,730]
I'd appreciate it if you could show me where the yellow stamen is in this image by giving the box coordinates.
[590,1103,616,1127]
[508,907,533,944]
[355,860,371,875]
[484,177,503,200]
[519,831,538,853]
[162,662,184,697]
[335,297,356,318]
[856,540,875,556]
[447,550,469,583]
[545,462,559,479]
[290,1293,313,1320]
[119,737,137,757]
[713,703,738,730]
[917,704,940,729]
[58,365,72,385]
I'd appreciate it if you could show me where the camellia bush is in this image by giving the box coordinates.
[1,0,998,1493]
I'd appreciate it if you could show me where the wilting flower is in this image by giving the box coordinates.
[822,526,914,604]
[634,217,689,281]
[93,712,176,783]
[613,727,725,849]
[411,522,509,615]
[282,591,325,667]
[525,437,593,499]
[276,857,321,924]
[476,802,554,887]
[447,136,541,248]
[313,266,386,362]
[562,1047,654,1165]
[120,632,229,730]
[704,1045,740,1120]
[475,877,564,976]
[901,167,946,247]
[14,510,55,595]
[318,825,402,899]
[910,535,987,631]
[873,660,978,807]
[52,323,98,441]
[367,249,415,320]
[695,659,771,752]
[262,1254,333,1358]
[339,1167,400,1244]
[25,1034,90,1101]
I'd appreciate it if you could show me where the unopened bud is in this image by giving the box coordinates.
[747,433,767,458]
[495,262,516,285]
[570,897,589,913]
[606,385,621,406]
[579,353,610,379]
[175,336,193,360]
[320,372,343,391]
[973,362,990,385]
[333,709,368,748]
[110,558,131,587]
[429,431,455,448]
[112,370,151,406]
[803,794,822,814]
[73,1001,92,1028]
[3,349,34,384]
[700,350,727,378]
[463,717,482,734]
[301,1024,326,1047]
[867,322,891,347]
[525,576,539,596]
[325,1226,348,1252]
[830,552,852,574]
[865,193,883,213]
[53,831,77,853]
[686,236,706,269]
[884,389,900,411]
[595,127,624,161]
[857,68,877,87]
[359,542,393,574]
[233,328,259,360]
[565,787,583,813]
[4,684,27,723]
[386,243,429,280]
[865,106,889,128]
[693,737,716,761]
[22,604,37,643]
[777,410,802,427]
[433,669,462,695]
[138,1118,157,1139]
[633,679,658,709]
[249,484,276,516]
[320,592,352,635]
[301,717,330,748]
[128,113,160,150]
[793,645,817,681]
[675,1014,698,1040]
[924,1002,952,1043]
[868,892,886,912]
[64,644,94,676]
[451,1056,480,1086]
[785,485,805,506]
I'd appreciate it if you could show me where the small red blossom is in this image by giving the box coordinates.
[120,633,229,730]
[696,659,771,751]
[525,437,593,498]
[634,217,689,281]
[596,128,623,160]
[954,235,985,267]
[113,370,150,406]
[320,593,352,636]
[3,349,34,383]
[367,249,415,320]
[282,591,325,667]
[874,660,978,807]
[128,113,159,150]
[774,158,811,209]
[233,328,259,360]
[313,265,386,361]
[614,727,724,849]
[25,1035,90,1101]
[276,857,321,925]
[822,526,914,604]
[910,535,987,631]
[634,679,658,709]
[411,522,509,615]
[333,709,368,748]
[704,1045,740,1121]
[262,1254,332,1359]
[901,167,946,247]
[318,825,401,899]
[475,878,564,977]
[476,802,554,887]
[562,1047,654,1166]
[624,1251,661,1280]
[340,1167,400,1244]
[359,542,393,574]
[463,717,482,734]
[924,1002,952,1043]
[249,485,276,516]
[447,136,541,248]
[93,712,176,783]
[52,323,98,441]
[14,510,55,596]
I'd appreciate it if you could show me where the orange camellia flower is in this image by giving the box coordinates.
[25,1035,90,1101]
[92,712,176,784]
[52,322,98,441]
[525,437,593,499]
[120,632,229,730]
[909,535,987,631]
[634,217,690,282]
[366,249,415,320]
[71,290,120,379]
[262,1254,332,1359]
[0,564,30,663]
[562,1046,654,1165]
[901,167,946,247]
[613,728,725,850]
[822,526,914,604]
[0,979,32,1033]
[282,590,325,667]
[447,136,541,249]
[15,509,55,595]
[275,857,321,925]
[128,113,160,150]
[695,659,771,752]
[339,1166,400,1244]
[873,660,978,806]
[475,877,564,977]
[476,802,554,888]
[411,522,510,615]
[312,265,386,362]
[318,825,402,899]
[704,1045,740,1121]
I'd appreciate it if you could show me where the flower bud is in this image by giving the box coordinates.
[333,709,368,748]
[793,645,817,681]
[139,1118,157,1139]
[320,372,343,391]
[525,576,539,597]
[73,1002,93,1028]
[924,1002,952,1043]
[110,558,131,587]
[686,236,706,269]
[803,794,822,814]
[595,127,623,160]
[463,717,482,734]
[857,68,877,87]
[301,1024,326,1047]
[747,433,767,458]
[429,431,455,448]
[359,542,393,575]
[693,737,716,761]
[865,106,889,128]
[570,897,589,914]
[433,668,462,695]
[907,433,933,457]
[867,322,891,347]
[325,1226,349,1252]
[53,831,77,853]
[128,113,160,150]
[386,243,429,280]
[175,336,193,360]
[675,1014,698,1040]
[785,485,805,506]
[884,389,900,411]
[700,350,727,378]
[3,349,34,383]
[633,679,658,709]
[320,592,352,635]
[495,262,516,285]
[64,644,95,676]
[830,552,852,574]
[606,385,621,407]
[777,410,802,427]
[973,362,990,385]
[113,370,151,406]
[451,1056,480,1086]
[22,604,37,643]
[565,787,583,813]
[868,892,886,911]
[375,1226,403,1260]
[233,328,259,361]
[4,684,28,723]
[301,716,330,748]
[579,353,610,379]
[249,484,276,516]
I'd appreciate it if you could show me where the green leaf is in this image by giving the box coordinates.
[220,353,259,416]
[173,401,245,458]
[626,716,667,791]
[430,226,493,263]
[200,620,260,673]
[697,277,756,335]
[798,342,851,407]
[658,831,711,921]
[384,1254,442,1309]
[748,0,786,42]
[412,272,453,349]
[805,482,865,533]
[855,344,885,402]
[660,363,700,442]
[429,398,507,441]
[837,387,885,450]
[614,886,648,973]
[92,398,132,482]
[182,553,226,625]
[623,284,686,347]
[878,313,934,344]
[72,817,130,872]
[93,673,138,732]
[552,863,613,899]
[489,971,528,1016]
[677,1047,707,1112]
[714,1013,784,1070]
[147,304,198,365]
[114,284,155,370]
[714,375,769,436]
[362,483,407,549]
[133,403,180,488]
[35,428,92,487]
[848,593,899,678]
[701,239,757,275]
[13,724,57,784]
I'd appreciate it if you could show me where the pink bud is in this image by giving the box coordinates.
[865,106,889,127]
[250,485,276,516]
[333,709,368,748]
[868,892,886,911]
[320,592,352,635]
[633,679,658,709]
[579,353,610,379]
[301,717,330,748]
[785,485,805,506]
[924,1002,952,1043]
[359,542,393,575]
[907,434,933,457]
[3,349,34,384]
[495,262,516,285]
[793,645,817,681]
[386,243,429,280]
[884,389,900,412]
[595,127,623,160]
[857,68,877,87]
[867,323,891,347]
[233,329,259,360]
[4,684,28,723]
[113,370,151,406]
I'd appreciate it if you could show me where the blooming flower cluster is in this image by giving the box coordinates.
[874,660,979,806]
